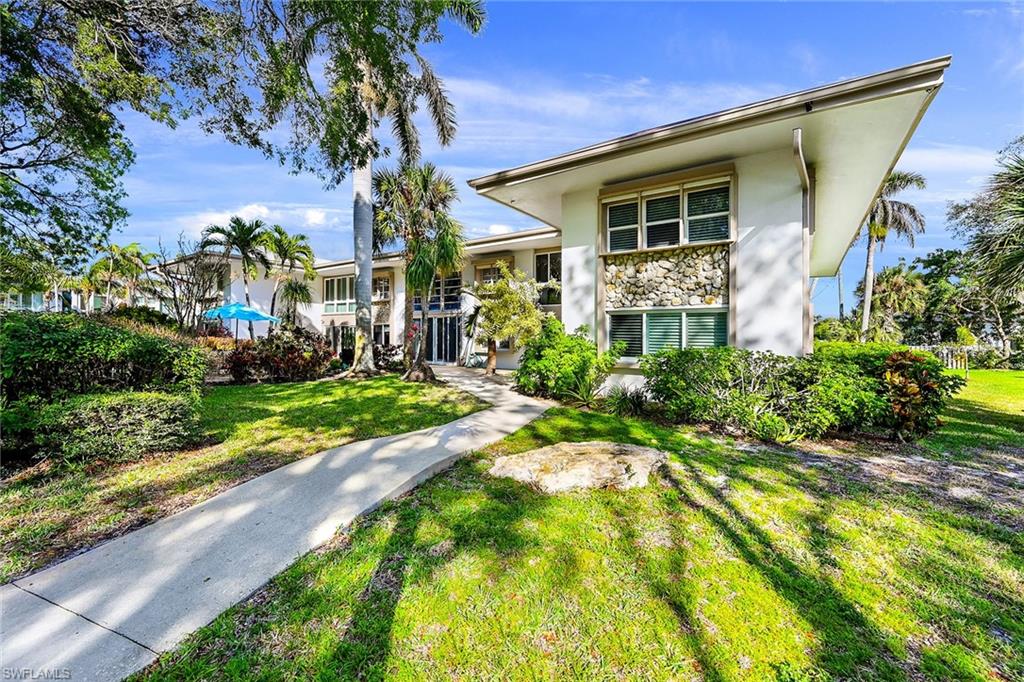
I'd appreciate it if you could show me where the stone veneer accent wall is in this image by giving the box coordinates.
[373,301,391,324]
[604,245,729,308]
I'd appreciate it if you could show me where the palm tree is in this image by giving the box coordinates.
[862,262,927,341]
[259,225,316,328]
[859,170,927,341]
[89,243,154,310]
[970,152,1024,294]
[374,163,465,380]
[279,279,313,326]
[288,2,486,375]
[201,217,271,339]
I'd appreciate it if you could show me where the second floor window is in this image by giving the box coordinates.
[373,276,390,301]
[413,274,462,312]
[535,251,561,305]
[324,276,355,313]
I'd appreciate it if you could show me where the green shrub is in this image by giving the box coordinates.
[224,325,333,383]
[0,312,207,402]
[108,306,177,328]
[813,341,910,378]
[882,351,964,439]
[603,385,647,418]
[785,356,888,437]
[752,413,800,444]
[34,391,201,463]
[1,395,46,463]
[641,347,796,432]
[640,344,952,442]
[514,318,623,404]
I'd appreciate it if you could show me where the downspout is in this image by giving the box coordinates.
[793,128,814,355]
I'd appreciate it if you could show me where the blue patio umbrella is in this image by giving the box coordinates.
[203,302,280,340]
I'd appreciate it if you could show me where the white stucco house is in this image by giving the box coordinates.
[281,56,951,379]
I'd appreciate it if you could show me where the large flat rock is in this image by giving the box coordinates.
[489,441,668,493]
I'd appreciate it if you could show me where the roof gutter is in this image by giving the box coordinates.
[469,55,951,192]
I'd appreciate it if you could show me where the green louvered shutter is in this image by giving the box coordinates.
[687,186,730,242]
[646,312,682,352]
[610,314,643,356]
[608,202,638,251]
[645,195,680,248]
[685,311,728,347]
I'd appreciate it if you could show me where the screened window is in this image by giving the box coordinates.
[609,309,727,357]
[609,313,643,356]
[535,251,561,305]
[478,265,502,284]
[607,201,639,252]
[2,292,43,311]
[373,324,390,346]
[685,310,729,347]
[686,186,730,242]
[372,276,390,301]
[645,194,681,248]
[324,276,355,313]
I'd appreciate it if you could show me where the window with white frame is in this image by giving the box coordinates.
[604,180,731,253]
[607,201,639,252]
[2,291,43,311]
[323,276,355,313]
[373,324,390,346]
[685,185,730,242]
[644,193,681,248]
[534,251,561,305]
[372,276,390,301]
[608,309,727,357]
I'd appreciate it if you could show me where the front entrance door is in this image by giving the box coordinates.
[424,315,461,364]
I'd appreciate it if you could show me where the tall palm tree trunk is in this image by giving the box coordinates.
[859,233,877,342]
[403,258,414,370]
[351,160,378,374]
[243,275,255,340]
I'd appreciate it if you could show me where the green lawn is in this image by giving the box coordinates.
[139,371,1024,681]
[924,369,1024,457]
[0,377,485,583]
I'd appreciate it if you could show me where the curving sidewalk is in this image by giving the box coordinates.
[0,368,547,682]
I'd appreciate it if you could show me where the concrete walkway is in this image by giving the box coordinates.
[1,368,547,681]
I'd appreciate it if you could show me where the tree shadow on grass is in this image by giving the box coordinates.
[324,462,548,679]
[664,459,906,680]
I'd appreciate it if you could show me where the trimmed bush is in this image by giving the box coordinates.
[0,312,207,402]
[641,343,962,442]
[514,318,623,405]
[224,325,333,383]
[34,391,201,463]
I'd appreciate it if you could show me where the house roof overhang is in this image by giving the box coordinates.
[468,55,951,277]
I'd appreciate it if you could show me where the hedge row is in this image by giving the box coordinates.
[0,312,208,401]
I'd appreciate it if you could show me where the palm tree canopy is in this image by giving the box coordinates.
[970,152,1024,292]
[201,217,272,279]
[376,163,463,292]
[259,225,316,280]
[865,170,927,247]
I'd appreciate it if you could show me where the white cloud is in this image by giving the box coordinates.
[898,143,996,175]
[173,202,345,238]
[788,44,821,78]
[487,224,513,235]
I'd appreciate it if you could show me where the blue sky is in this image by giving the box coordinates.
[117,2,1023,317]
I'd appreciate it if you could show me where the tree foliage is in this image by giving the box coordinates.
[1,0,239,267]
[466,261,548,374]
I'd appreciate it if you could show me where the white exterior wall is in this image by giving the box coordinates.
[391,263,406,343]
[559,189,599,337]
[733,149,805,355]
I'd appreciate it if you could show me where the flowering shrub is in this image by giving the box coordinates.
[223,326,333,383]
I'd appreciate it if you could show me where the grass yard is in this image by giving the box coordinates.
[139,370,1024,681]
[0,376,485,583]
[924,369,1024,457]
